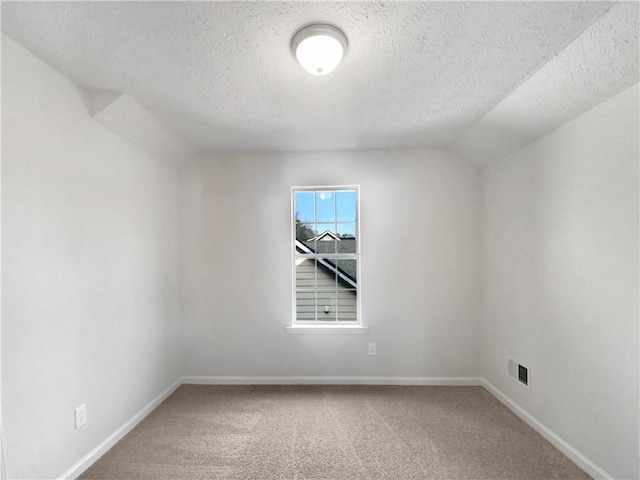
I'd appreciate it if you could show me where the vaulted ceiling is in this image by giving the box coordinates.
[2,1,638,164]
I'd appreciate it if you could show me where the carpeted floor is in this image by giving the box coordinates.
[80,385,590,479]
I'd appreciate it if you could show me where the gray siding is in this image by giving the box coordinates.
[295,258,357,322]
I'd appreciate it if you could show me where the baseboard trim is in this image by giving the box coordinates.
[182,376,484,386]
[481,379,612,480]
[57,378,182,480]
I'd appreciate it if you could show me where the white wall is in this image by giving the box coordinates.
[481,84,639,479]
[1,35,183,479]
[179,149,481,378]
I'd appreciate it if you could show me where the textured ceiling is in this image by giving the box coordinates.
[453,1,639,166]
[1,1,636,157]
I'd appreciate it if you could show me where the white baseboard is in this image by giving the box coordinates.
[481,379,612,480]
[57,378,182,480]
[182,376,484,386]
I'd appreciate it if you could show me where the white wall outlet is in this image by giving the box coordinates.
[368,342,376,355]
[75,404,87,430]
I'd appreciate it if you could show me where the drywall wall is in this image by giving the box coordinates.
[481,83,639,479]
[1,35,183,479]
[179,149,481,378]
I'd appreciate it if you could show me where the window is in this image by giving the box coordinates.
[291,186,363,331]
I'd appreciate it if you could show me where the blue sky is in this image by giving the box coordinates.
[295,190,357,236]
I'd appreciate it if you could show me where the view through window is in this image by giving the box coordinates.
[292,187,359,324]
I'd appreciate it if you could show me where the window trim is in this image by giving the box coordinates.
[289,185,363,333]
[285,325,369,335]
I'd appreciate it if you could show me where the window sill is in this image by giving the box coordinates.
[286,325,369,335]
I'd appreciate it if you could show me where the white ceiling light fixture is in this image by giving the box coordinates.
[292,24,348,76]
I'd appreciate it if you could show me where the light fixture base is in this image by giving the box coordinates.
[291,24,348,76]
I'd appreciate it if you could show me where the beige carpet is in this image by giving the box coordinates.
[80,385,590,479]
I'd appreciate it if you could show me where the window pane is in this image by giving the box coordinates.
[313,223,337,254]
[316,258,337,290]
[336,223,356,238]
[295,221,316,247]
[336,190,356,222]
[315,191,335,223]
[296,291,316,321]
[292,187,360,326]
[336,259,357,288]
[295,191,315,223]
[337,290,357,322]
[337,223,356,253]
[295,259,316,289]
[317,291,337,321]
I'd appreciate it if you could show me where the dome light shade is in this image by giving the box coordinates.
[292,24,348,76]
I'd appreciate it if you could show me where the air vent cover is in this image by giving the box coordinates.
[518,364,529,386]
[508,359,530,389]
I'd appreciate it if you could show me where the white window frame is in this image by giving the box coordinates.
[287,185,367,335]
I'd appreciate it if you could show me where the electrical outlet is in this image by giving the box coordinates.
[368,342,376,355]
[75,404,87,430]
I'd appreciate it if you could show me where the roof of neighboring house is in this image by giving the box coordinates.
[308,230,341,242]
[295,240,357,288]
[304,238,356,256]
